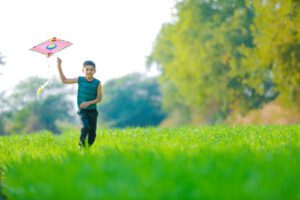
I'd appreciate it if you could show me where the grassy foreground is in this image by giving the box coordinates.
[0,126,300,199]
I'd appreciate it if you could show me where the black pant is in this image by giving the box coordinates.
[78,109,98,147]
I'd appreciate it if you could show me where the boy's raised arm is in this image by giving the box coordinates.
[57,57,78,84]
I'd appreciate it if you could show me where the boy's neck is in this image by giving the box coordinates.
[85,76,94,81]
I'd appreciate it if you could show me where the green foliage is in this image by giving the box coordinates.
[0,126,299,199]
[98,73,166,128]
[0,113,7,135]
[240,0,300,107]
[2,77,75,134]
[148,0,299,124]
[148,0,264,124]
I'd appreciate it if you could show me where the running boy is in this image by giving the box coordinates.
[56,57,102,148]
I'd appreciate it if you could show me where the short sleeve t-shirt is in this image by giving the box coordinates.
[77,76,100,110]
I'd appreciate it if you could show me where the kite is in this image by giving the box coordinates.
[30,37,72,96]
[30,37,72,58]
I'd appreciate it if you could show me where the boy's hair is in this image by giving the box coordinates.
[83,60,96,69]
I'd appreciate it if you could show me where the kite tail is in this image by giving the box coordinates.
[37,55,54,96]
[37,79,51,96]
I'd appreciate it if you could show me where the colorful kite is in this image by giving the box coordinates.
[30,37,72,95]
[30,37,72,58]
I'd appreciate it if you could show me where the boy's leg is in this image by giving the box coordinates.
[87,110,98,146]
[78,110,91,147]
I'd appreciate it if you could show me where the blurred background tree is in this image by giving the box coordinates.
[239,0,300,108]
[1,77,75,134]
[98,73,166,128]
[148,0,299,125]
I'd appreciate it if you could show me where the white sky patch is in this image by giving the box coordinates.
[0,0,175,91]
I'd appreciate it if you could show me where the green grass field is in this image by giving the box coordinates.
[0,126,299,199]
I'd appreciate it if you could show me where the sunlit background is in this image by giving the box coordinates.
[0,0,299,134]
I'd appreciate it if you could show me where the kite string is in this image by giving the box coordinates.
[47,55,51,67]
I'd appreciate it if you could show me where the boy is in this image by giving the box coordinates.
[56,57,102,148]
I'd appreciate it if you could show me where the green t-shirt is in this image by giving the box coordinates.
[77,76,100,110]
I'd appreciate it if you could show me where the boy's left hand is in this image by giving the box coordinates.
[80,102,90,109]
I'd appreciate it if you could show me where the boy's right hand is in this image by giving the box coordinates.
[57,57,62,66]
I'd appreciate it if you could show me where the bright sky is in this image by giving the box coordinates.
[0,0,175,92]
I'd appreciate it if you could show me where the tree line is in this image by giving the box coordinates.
[0,74,165,134]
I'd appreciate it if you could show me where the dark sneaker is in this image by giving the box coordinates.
[78,141,86,150]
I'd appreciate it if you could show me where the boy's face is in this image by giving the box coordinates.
[83,65,96,79]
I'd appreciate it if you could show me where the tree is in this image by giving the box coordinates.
[147,0,273,124]
[98,73,166,128]
[240,0,300,108]
[3,77,75,134]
